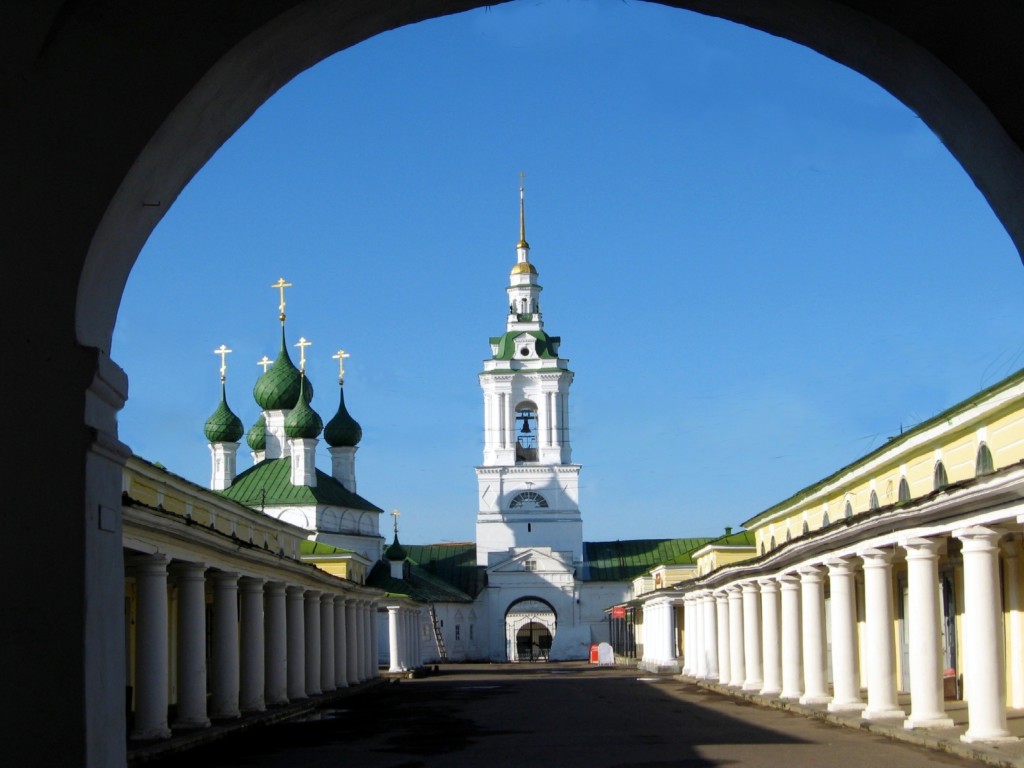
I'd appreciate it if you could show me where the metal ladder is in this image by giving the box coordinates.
[429,604,448,661]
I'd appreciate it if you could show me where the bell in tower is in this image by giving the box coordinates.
[515,403,538,462]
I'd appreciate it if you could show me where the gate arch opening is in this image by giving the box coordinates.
[505,597,557,662]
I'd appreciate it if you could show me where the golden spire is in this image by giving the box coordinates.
[517,171,529,250]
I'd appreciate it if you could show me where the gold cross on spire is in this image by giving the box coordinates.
[294,337,311,371]
[271,277,292,322]
[332,348,350,382]
[256,355,272,373]
[391,508,400,536]
[214,344,232,382]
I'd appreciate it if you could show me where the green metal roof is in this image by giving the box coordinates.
[366,560,477,603]
[204,384,244,443]
[404,543,486,598]
[583,538,714,581]
[219,458,383,512]
[488,330,561,360]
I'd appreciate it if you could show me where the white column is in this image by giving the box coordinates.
[859,548,903,719]
[388,606,403,672]
[346,599,360,684]
[304,590,322,696]
[826,557,864,712]
[238,576,266,712]
[715,591,730,684]
[902,538,953,728]
[170,561,209,729]
[1002,538,1024,709]
[680,597,693,675]
[264,582,288,706]
[758,577,781,697]
[702,592,718,680]
[209,571,240,719]
[334,596,349,688]
[779,573,803,700]
[742,581,763,691]
[956,526,1017,742]
[693,593,707,678]
[414,609,423,667]
[799,565,830,705]
[320,594,336,692]
[130,554,172,740]
[286,586,306,700]
[727,585,745,687]
[369,602,379,678]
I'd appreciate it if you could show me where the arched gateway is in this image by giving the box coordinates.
[506,598,557,662]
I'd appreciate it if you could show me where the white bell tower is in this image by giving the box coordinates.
[475,180,582,566]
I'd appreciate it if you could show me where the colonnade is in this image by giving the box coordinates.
[387,605,424,672]
[663,525,1023,744]
[127,553,380,740]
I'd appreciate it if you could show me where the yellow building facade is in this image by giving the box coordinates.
[639,368,1024,742]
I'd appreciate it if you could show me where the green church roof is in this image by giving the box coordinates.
[403,543,486,598]
[203,383,244,443]
[254,327,313,410]
[219,458,382,512]
[324,384,362,447]
[246,413,267,450]
[283,377,322,439]
[582,538,714,581]
[489,330,562,360]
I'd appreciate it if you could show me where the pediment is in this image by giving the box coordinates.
[486,547,572,575]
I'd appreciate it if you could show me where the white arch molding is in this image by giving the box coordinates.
[7,2,1024,766]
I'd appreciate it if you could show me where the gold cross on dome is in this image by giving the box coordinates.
[271,277,292,320]
[332,348,350,382]
[391,508,400,536]
[256,355,272,373]
[214,344,232,381]
[294,337,311,371]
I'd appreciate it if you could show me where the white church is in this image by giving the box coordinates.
[200,186,711,665]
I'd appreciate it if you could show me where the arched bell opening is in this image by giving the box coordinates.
[515,400,539,462]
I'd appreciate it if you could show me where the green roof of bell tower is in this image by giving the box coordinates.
[254,325,313,410]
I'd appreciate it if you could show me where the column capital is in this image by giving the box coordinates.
[901,536,945,558]
[169,560,206,579]
[387,605,402,614]
[239,575,266,592]
[858,546,896,565]
[756,577,780,592]
[128,552,171,573]
[304,589,322,602]
[778,571,801,588]
[286,584,305,597]
[264,581,287,596]
[320,592,337,604]
[333,594,347,606]
[825,555,860,575]
[740,581,760,594]
[798,564,825,582]
[955,525,1007,553]
[725,583,743,596]
[208,570,239,585]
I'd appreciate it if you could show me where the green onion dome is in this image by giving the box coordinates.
[385,534,407,562]
[323,384,363,447]
[254,327,314,410]
[246,413,267,451]
[204,384,244,443]
[284,376,322,439]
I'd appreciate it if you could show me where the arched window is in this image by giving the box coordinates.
[976,442,995,476]
[509,491,548,509]
[802,521,809,535]
[770,535,777,550]
[934,461,949,491]
[822,510,830,528]
[844,500,853,520]
[760,543,765,556]
[514,401,538,462]
[869,490,879,511]
[786,529,792,543]
[898,477,911,503]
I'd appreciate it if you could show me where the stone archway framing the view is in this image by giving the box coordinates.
[505,596,558,662]
[8,2,1024,765]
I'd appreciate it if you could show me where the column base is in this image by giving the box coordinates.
[171,716,210,730]
[799,693,831,706]
[862,707,905,720]
[780,690,803,700]
[742,681,764,692]
[130,725,172,741]
[240,701,266,713]
[961,730,1018,744]
[904,715,954,730]
[828,700,865,713]
[759,686,781,697]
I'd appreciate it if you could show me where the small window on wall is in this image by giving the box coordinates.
[869,490,879,511]
[976,443,995,476]
[822,511,830,528]
[455,625,461,641]
[845,500,853,519]
[934,461,949,491]
[802,521,809,535]
[760,543,765,555]
[469,624,474,641]
[770,535,777,550]
[510,491,548,509]
[785,529,792,543]
[898,477,911,503]
[524,558,537,571]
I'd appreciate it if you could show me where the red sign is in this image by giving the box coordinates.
[611,605,626,619]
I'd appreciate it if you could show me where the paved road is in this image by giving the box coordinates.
[149,663,978,767]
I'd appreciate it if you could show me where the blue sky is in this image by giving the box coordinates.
[114,0,1024,547]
